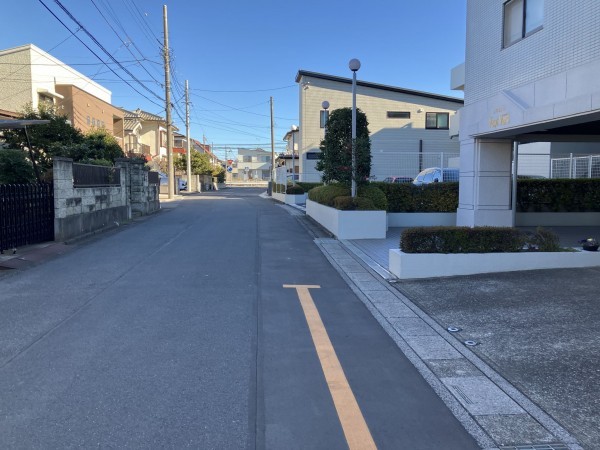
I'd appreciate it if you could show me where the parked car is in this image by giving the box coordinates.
[158,173,187,191]
[412,167,459,185]
[382,176,414,184]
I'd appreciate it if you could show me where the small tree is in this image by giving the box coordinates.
[316,107,371,185]
[0,149,36,184]
[212,165,225,183]
[174,152,213,175]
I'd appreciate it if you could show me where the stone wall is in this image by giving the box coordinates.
[53,157,159,242]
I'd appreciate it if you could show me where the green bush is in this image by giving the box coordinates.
[372,182,458,212]
[357,184,388,210]
[0,149,36,184]
[296,182,322,192]
[517,179,600,212]
[400,226,525,253]
[333,196,376,210]
[524,227,561,252]
[308,183,350,206]
[285,184,305,195]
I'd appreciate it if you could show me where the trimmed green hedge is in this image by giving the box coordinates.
[308,184,350,206]
[372,182,458,212]
[357,185,388,211]
[285,184,305,195]
[333,196,377,210]
[517,179,600,212]
[400,227,525,253]
[297,182,323,192]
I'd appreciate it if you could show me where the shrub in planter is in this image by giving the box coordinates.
[517,179,600,212]
[400,226,525,253]
[333,196,376,211]
[297,182,322,192]
[285,184,305,195]
[523,227,561,252]
[371,182,458,212]
[308,183,350,206]
[357,184,388,210]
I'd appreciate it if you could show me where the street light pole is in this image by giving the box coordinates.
[349,58,361,198]
[291,125,298,185]
[321,100,329,136]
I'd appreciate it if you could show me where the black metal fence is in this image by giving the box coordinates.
[0,184,54,252]
[148,171,160,184]
[73,163,121,188]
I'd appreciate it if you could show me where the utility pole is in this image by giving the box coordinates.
[163,5,174,199]
[185,79,192,192]
[269,96,275,195]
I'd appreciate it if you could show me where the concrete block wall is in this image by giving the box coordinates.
[53,157,159,242]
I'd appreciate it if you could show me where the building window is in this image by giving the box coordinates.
[86,116,90,126]
[503,0,544,48]
[425,112,449,130]
[387,111,411,119]
[160,131,167,147]
[92,118,96,127]
[320,110,329,128]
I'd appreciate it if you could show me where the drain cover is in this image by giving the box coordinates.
[447,326,461,332]
[464,340,479,346]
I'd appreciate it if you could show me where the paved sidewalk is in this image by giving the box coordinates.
[334,226,600,449]
[316,238,581,449]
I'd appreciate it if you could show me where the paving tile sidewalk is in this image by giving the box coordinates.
[316,236,584,449]
[325,226,600,449]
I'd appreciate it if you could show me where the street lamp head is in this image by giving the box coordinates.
[348,58,361,72]
[321,100,330,110]
[291,124,299,131]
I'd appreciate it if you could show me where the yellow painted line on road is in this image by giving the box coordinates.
[283,284,377,450]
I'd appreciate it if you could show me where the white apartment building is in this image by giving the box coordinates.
[0,44,111,113]
[236,148,272,181]
[296,70,463,182]
[453,0,600,227]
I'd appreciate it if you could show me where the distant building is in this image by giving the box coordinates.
[452,1,600,227]
[235,148,272,181]
[295,70,463,182]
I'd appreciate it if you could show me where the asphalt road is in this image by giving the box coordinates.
[0,188,478,449]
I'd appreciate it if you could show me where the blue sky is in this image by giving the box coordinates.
[2,0,466,159]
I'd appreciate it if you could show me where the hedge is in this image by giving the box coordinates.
[285,184,305,195]
[333,196,377,210]
[297,182,323,192]
[308,184,350,206]
[372,182,458,212]
[357,185,388,211]
[400,227,525,253]
[517,179,600,212]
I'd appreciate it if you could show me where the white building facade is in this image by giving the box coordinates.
[296,71,463,182]
[455,0,600,226]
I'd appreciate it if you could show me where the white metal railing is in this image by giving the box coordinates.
[519,153,600,179]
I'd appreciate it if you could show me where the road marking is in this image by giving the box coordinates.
[283,284,377,450]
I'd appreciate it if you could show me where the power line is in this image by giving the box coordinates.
[191,93,297,120]
[191,84,297,93]
[89,0,165,91]
[40,0,164,106]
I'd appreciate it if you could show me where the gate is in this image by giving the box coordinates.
[0,184,54,253]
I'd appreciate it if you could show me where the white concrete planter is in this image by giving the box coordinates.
[387,212,456,227]
[272,192,307,205]
[389,248,600,279]
[516,212,600,227]
[306,199,386,239]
